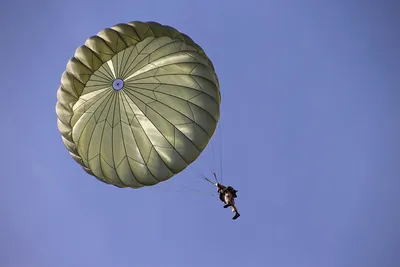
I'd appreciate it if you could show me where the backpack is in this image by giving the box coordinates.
[226,186,238,198]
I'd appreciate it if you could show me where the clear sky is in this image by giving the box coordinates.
[1,0,399,266]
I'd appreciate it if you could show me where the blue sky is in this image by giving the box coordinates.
[1,0,399,266]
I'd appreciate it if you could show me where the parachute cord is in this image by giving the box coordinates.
[204,176,216,185]
[213,172,219,184]
[146,172,218,198]
[148,186,217,197]
[219,121,224,184]
[210,132,218,173]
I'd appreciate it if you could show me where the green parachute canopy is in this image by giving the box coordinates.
[56,21,220,189]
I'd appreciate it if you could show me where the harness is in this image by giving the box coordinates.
[218,186,238,201]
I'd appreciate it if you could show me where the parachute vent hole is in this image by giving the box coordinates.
[112,79,125,91]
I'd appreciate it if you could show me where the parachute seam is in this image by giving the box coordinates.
[56,101,73,126]
[73,86,110,110]
[123,91,190,174]
[119,45,136,79]
[127,23,142,41]
[89,35,116,57]
[142,26,153,39]
[115,98,145,187]
[69,72,85,97]
[148,22,167,38]
[127,60,215,82]
[109,92,128,187]
[132,73,217,94]
[98,93,118,185]
[83,35,115,76]
[83,95,112,184]
[62,70,85,109]
[115,49,123,78]
[75,91,113,181]
[124,85,211,141]
[124,60,219,101]
[164,26,179,39]
[126,84,218,127]
[128,79,218,106]
[89,94,115,182]
[121,37,204,80]
[59,73,79,99]
[121,39,203,81]
[120,92,163,184]
[72,88,110,114]
[81,84,111,99]
[57,120,73,142]
[119,37,158,79]
[69,57,94,84]
[119,45,141,79]
[121,39,182,77]
[57,78,97,146]
[124,90,208,160]
[73,55,97,77]
[93,65,114,82]
[86,73,111,83]
[110,29,129,77]
[86,45,103,72]
[112,28,129,47]
[101,58,117,80]
[127,79,218,124]
[58,85,78,104]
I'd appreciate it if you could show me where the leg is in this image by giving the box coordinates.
[229,198,238,213]
[224,193,238,213]
[225,193,240,220]
[223,193,232,208]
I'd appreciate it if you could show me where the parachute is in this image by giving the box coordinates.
[55,21,221,189]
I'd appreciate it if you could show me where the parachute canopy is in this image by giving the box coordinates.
[56,21,221,189]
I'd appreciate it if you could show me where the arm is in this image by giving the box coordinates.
[216,183,226,190]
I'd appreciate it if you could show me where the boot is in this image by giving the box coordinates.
[232,212,240,220]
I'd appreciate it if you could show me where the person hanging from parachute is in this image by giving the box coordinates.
[205,174,240,220]
[216,182,240,220]
[206,173,240,220]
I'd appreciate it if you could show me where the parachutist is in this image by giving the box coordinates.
[216,183,240,220]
